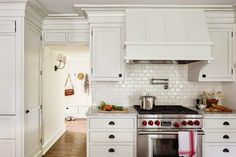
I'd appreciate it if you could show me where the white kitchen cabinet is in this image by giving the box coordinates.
[91,26,124,81]
[204,115,236,157]
[199,25,234,82]
[86,108,137,157]
[0,140,15,157]
[0,35,16,115]
[43,31,89,44]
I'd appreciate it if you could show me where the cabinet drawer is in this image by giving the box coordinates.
[89,118,134,129]
[90,145,133,157]
[90,131,134,143]
[0,116,15,138]
[204,119,236,130]
[0,21,15,33]
[44,32,66,43]
[205,145,236,157]
[0,140,15,157]
[205,132,236,143]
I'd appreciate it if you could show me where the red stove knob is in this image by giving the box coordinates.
[173,122,180,128]
[155,120,160,126]
[188,120,194,126]
[194,120,200,126]
[142,120,147,126]
[148,120,154,126]
[181,120,187,126]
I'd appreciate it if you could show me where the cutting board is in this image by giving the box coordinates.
[97,108,129,113]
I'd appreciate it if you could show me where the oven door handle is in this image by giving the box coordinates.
[139,131,205,136]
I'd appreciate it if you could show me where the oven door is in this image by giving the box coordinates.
[137,130,204,157]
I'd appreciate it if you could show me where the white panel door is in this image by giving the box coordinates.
[91,27,123,81]
[201,27,234,81]
[0,35,16,114]
[24,24,42,157]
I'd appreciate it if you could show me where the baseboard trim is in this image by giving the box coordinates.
[42,126,66,155]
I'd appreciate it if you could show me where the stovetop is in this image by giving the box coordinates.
[133,105,199,115]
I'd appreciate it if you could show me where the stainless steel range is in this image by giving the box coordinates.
[133,105,204,157]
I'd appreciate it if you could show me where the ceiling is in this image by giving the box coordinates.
[38,0,236,14]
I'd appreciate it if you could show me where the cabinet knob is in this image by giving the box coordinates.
[223,148,229,153]
[108,148,115,153]
[223,135,229,139]
[223,121,230,126]
[118,74,122,77]
[26,110,30,114]
[109,121,115,125]
[109,135,115,139]
[202,74,206,78]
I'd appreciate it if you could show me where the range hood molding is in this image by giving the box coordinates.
[125,9,213,63]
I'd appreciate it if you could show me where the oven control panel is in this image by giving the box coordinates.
[138,119,202,129]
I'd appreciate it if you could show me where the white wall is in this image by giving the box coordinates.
[64,55,91,118]
[92,64,222,107]
[42,47,65,154]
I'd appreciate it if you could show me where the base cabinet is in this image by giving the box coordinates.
[87,113,137,157]
[204,116,236,157]
[0,140,15,157]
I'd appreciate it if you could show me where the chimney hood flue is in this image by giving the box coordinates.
[125,9,213,64]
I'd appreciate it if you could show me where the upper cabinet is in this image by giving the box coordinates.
[91,25,124,81]
[43,31,89,44]
[189,24,235,82]
[42,18,90,45]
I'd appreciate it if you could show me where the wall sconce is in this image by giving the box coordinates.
[55,53,66,71]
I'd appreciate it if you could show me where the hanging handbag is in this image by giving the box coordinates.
[65,74,75,96]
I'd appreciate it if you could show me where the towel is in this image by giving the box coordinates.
[178,130,197,157]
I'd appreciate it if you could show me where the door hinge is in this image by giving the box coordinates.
[91,30,93,36]
[231,32,234,37]
[91,68,93,73]
[40,138,43,144]
[40,35,43,41]
[15,21,16,33]
[231,68,234,74]
[40,70,43,76]
[40,105,43,110]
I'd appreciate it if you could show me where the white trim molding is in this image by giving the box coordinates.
[42,126,66,155]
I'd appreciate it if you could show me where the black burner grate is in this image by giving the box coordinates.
[133,105,199,114]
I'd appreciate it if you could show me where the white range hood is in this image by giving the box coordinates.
[125,9,213,64]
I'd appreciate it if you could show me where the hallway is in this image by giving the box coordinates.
[43,119,86,157]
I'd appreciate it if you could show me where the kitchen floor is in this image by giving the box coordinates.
[43,119,86,157]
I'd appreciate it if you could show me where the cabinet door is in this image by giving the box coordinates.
[201,27,234,81]
[91,27,124,81]
[0,35,16,114]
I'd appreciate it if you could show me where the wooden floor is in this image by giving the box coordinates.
[43,119,87,157]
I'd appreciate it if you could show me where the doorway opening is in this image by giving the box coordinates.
[41,44,90,157]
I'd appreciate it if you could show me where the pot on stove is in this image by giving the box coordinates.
[139,93,156,110]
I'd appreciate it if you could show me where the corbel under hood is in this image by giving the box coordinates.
[125,9,213,64]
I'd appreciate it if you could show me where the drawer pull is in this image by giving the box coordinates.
[108,148,115,153]
[223,148,229,153]
[109,135,115,139]
[223,121,230,126]
[109,121,115,125]
[223,135,229,139]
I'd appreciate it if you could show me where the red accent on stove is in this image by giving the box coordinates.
[142,120,147,126]
[173,122,180,128]
[194,120,200,126]
[148,120,154,126]
[155,120,160,126]
[188,120,194,126]
[181,120,187,126]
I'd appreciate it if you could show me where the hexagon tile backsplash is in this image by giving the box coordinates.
[92,64,221,107]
